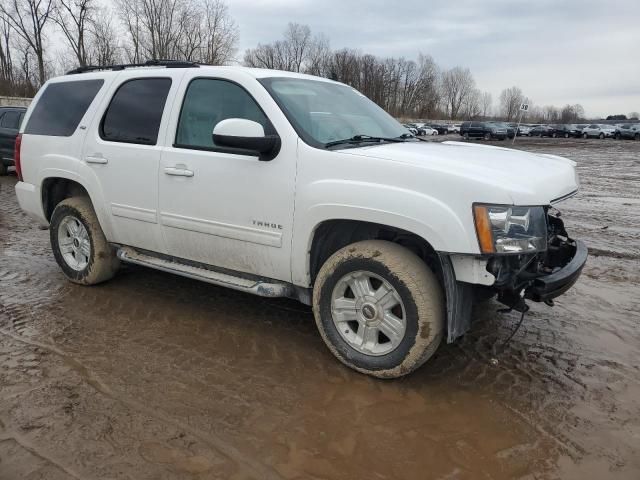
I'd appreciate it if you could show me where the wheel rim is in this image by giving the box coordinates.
[331,270,407,356]
[58,215,91,271]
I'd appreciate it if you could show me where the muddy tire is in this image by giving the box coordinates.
[312,240,444,378]
[50,197,120,285]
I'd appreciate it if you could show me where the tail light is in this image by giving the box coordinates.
[14,133,23,181]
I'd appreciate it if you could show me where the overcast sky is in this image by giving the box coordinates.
[227,0,639,118]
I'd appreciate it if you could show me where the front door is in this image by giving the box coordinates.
[158,77,296,282]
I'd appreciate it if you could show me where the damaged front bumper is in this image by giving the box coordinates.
[442,211,588,342]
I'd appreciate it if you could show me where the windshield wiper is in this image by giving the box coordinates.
[324,134,409,148]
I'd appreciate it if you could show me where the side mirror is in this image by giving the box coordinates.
[212,118,280,161]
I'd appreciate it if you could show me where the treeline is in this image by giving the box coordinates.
[0,0,608,121]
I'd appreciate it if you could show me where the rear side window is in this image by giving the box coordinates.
[101,78,171,145]
[175,78,268,150]
[25,80,103,136]
[0,111,21,129]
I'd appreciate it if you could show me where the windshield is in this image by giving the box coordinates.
[260,77,407,148]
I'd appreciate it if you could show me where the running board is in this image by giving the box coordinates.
[116,247,292,298]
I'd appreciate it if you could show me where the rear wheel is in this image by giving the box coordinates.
[312,240,444,378]
[50,197,120,285]
[564,132,569,138]
[599,133,605,139]
[483,132,491,140]
[583,132,588,139]
[463,132,469,140]
[552,132,557,138]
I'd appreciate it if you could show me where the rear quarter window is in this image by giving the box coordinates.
[25,80,104,136]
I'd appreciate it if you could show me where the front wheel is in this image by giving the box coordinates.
[463,132,469,140]
[483,132,491,140]
[564,132,569,138]
[312,240,444,378]
[599,133,605,139]
[583,133,588,139]
[50,197,120,285]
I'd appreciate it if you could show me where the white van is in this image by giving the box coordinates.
[14,61,587,378]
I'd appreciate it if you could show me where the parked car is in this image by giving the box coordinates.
[0,106,27,175]
[529,125,554,137]
[615,124,640,140]
[429,124,449,135]
[550,124,580,138]
[448,124,461,134]
[488,122,515,139]
[14,61,586,378]
[517,125,533,136]
[581,124,615,139]
[402,124,418,136]
[460,121,507,140]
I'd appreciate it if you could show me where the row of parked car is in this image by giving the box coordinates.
[409,120,640,141]
[402,123,460,136]
[517,123,640,140]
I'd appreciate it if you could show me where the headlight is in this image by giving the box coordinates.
[473,204,547,254]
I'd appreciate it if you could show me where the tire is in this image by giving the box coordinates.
[599,133,605,139]
[552,132,557,138]
[583,133,588,139]
[50,197,120,285]
[564,132,569,138]
[312,240,444,378]
[635,133,640,141]
[463,132,469,140]
[483,132,491,140]
[0,162,7,176]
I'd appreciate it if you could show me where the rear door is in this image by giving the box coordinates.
[82,69,186,253]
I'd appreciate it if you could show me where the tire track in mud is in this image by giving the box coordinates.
[0,323,285,480]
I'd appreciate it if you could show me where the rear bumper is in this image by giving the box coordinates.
[525,240,588,301]
[15,181,48,226]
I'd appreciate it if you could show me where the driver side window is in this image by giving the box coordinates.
[175,78,269,150]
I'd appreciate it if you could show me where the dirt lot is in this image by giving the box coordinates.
[1,137,639,479]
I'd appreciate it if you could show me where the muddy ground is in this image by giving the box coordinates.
[0,137,638,479]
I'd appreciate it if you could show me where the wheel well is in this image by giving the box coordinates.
[42,178,90,221]
[309,220,441,285]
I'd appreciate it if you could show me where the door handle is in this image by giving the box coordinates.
[85,155,108,164]
[164,167,194,177]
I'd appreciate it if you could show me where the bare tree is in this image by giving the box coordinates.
[54,0,95,67]
[88,9,121,65]
[440,67,475,119]
[0,17,14,92]
[499,86,524,122]
[0,0,55,86]
[199,0,238,64]
[480,91,492,118]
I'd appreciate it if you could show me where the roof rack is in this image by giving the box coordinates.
[66,59,200,75]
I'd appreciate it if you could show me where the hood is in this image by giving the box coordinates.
[341,140,578,205]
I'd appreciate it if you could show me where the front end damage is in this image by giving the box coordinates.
[442,209,588,342]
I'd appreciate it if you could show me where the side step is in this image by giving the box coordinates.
[116,247,292,298]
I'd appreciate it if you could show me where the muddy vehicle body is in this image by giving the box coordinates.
[14,61,587,377]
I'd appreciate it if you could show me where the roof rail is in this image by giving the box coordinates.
[66,59,200,75]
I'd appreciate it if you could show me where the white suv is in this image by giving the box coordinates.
[14,61,587,378]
